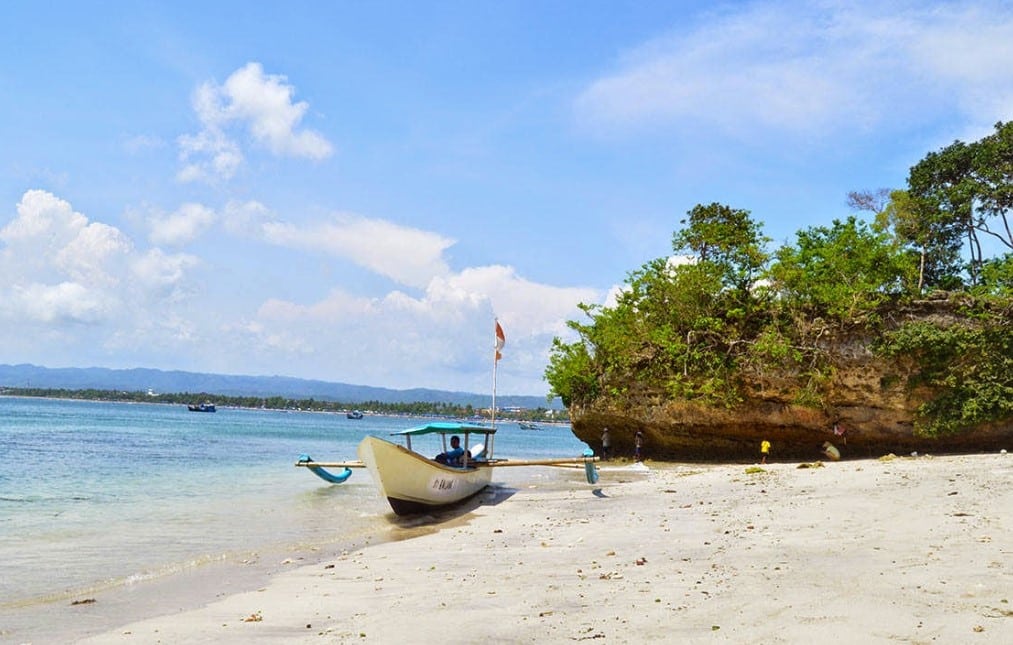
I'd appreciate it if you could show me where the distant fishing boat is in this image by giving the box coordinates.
[346,410,364,419]
[187,402,216,413]
[518,421,540,430]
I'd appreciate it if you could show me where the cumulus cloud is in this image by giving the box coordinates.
[148,202,216,246]
[131,248,199,296]
[575,2,1013,139]
[0,190,198,327]
[178,62,333,183]
[236,262,601,392]
[1,190,130,289]
[12,281,113,324]
[259,211,455,289]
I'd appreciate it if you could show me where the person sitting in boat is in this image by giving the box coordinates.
[435,435,467,466]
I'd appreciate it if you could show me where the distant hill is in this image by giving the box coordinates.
[0,364,561,410]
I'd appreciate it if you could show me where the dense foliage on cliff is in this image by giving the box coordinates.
[547,124,1013,436]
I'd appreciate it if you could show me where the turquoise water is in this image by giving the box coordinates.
[0,397,587,640]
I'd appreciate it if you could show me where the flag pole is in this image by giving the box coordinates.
[492,349,497,429]
[491,343,497,456]
[491,319,505,458]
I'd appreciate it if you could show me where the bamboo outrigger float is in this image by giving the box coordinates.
[294,321,599,515]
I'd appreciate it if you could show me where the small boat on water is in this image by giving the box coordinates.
[358,423,494,515]
[518,421,540,430]
[187,402,216,413]
[346,410,364,419]
[297,421,598,516]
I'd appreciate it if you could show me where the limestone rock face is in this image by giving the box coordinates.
[570,300,1012,462]
[572,400,1010,463]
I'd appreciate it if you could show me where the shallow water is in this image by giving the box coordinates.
[0,397,587,640]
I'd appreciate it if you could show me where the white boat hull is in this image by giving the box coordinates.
[357,436,493,515]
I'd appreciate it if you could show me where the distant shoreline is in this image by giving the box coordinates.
[0,389,570,424]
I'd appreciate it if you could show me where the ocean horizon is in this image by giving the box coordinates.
[0,396,589,642]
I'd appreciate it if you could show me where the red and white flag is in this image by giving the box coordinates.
[494,319,505,361]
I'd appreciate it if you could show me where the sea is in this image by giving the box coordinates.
[0,396,589,642]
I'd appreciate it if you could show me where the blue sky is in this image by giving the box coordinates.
[2,1,1011,396]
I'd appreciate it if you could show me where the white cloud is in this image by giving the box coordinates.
[1,189,86,244]
[222,199,273,236]
[432,265,598,338]
[222,63,334,158]
[575,2,1013,140]
[209,204,602,390]
[148,202,216,246]
[56,221,132,287]
[10,281,113,324]
[1,190,131,288]
[237,263,601,392]
[177,123,244,183]
[0,190,198,327]
[0,190,599,394]
[260,212,455,289]
[177,62,333,183]
[131,248,199,296]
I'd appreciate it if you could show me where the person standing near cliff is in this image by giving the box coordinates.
[760,439,771,464]
[601,427,612,461]
[832,421,847,445]
[634,429,644,462]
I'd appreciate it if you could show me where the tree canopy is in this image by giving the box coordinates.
[545,128,1013,436]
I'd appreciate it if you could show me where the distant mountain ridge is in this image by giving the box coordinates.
[0,364,560,410]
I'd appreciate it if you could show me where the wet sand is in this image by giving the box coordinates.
[76,453,1011,644]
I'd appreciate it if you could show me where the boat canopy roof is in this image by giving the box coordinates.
[391,421,497,437]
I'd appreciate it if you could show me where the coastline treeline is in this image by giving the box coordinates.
[0,387,565,422]
[546,122,1013,437]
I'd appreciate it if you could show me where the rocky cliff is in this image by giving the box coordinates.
[569,298,1013,462]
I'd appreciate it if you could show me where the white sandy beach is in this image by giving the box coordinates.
[71,453,1010,644]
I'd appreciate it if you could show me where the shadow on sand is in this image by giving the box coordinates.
[387,483,518,530]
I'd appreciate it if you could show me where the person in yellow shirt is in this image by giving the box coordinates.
[760,440,771,464]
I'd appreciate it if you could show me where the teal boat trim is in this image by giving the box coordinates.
[390,422,497,437]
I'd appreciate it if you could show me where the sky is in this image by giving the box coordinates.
[2,1,1012,396]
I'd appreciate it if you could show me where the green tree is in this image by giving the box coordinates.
[907,121,1013,284]
[546,203,769,409]
[970,122,1013,252]
[672,203,770,300]
[977,253,1013,297]
[878,189,963,292]
[769,216,907,319]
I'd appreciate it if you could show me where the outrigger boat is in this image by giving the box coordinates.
[295,320,598,515]
[296,421,598,516]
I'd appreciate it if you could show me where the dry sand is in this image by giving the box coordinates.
[76,453,1010,644]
